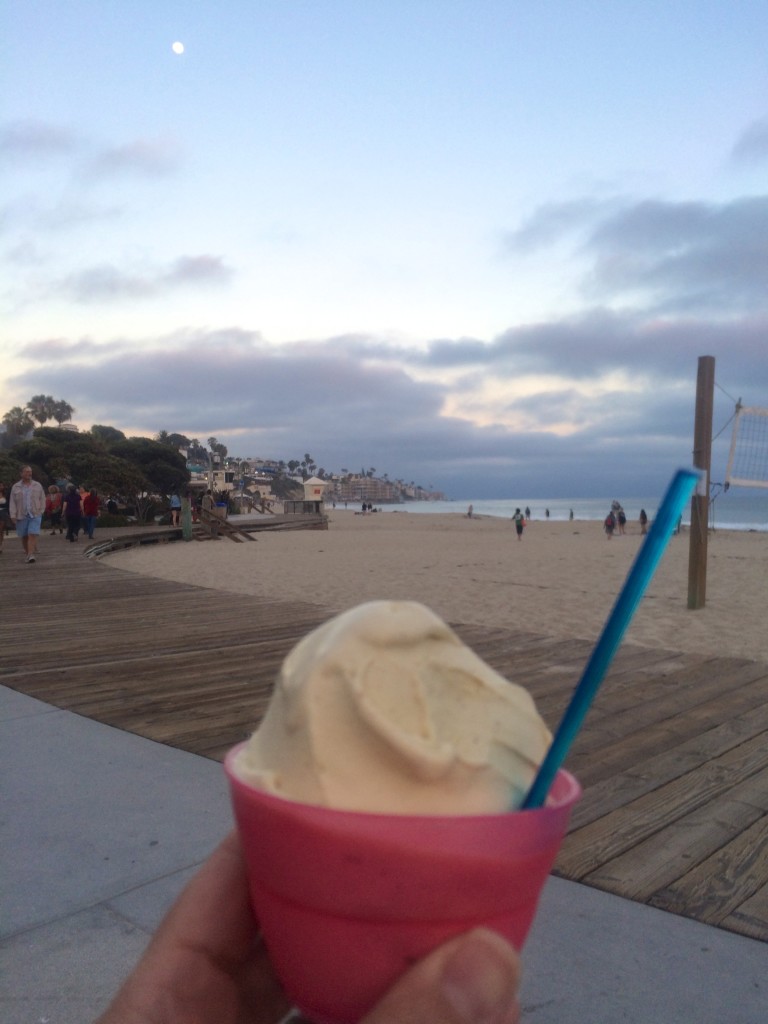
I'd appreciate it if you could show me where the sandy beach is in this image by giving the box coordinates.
[104,510,768,664]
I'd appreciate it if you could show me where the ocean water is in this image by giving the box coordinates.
[375,491,768,532]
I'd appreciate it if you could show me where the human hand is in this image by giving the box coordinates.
[96,832,520,1024]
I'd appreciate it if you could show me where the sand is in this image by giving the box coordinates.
[103,510,768,663]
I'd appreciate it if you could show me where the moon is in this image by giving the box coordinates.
[172,41,185,55]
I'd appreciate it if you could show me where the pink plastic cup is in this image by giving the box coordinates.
[225,744,580,1024]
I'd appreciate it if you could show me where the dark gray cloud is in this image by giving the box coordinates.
[9,320,755,498]
[503,194,768,316]
[585,196,768,313]
[59,255,233,302]
[731,116,768,163]
[415,310,768,391]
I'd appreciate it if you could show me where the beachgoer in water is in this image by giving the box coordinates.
[467,504,474,518]
[525,506,531,520]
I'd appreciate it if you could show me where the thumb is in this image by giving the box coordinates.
[360,928,521,1024]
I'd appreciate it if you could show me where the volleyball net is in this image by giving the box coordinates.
[725,405,768,489]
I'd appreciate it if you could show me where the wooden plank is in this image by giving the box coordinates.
[567,699,768,831]
[568,669,768,789]
[580,768,768,901]
[556,730,768,877]
[720,881,768,941]
[649,815,768,925]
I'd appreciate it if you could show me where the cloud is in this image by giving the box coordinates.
[83,136,183,179]
[584,196,768,313]
[19,336,112,360]
[503,197,620,252]
[731,116,768,164]
[503,194,768,316]
[59,254,234,302]
[414,310,768,392]
[9,318,757,498]
[0,119,79,160]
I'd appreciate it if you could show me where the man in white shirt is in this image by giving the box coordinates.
[9,465,46,563]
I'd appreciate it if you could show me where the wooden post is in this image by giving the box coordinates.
[181,495,193,541]
[687,356,715,609]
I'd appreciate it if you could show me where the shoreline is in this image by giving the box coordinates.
[104,511,768,664]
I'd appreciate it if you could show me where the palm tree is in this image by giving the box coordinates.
[3,406,34,436]
[26,394,55,426]
[51,399,75,426]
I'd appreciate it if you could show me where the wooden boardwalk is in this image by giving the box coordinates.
[2,533,766,943]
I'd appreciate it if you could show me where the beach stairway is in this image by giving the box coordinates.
[193,508,256,543]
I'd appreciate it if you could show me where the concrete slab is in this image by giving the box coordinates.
[1,699,232,938]
[0,685,57,721]
[0,904,151,1024]
[523,876,766,1023]
[2,687,765,1024]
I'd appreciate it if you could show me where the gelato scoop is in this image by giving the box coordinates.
[231,600,551,813]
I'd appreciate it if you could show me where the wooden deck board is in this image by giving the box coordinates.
[1,533,766,943]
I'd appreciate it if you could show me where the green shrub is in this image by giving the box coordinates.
[95,514,133,528]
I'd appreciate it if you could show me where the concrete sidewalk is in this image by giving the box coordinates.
[1,684,764,1023]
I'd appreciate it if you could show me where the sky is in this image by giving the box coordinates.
[2,1,767,498]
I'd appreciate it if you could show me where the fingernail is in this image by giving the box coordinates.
[440,929,518,1023]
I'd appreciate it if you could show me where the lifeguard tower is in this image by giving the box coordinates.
[283,476,328,516]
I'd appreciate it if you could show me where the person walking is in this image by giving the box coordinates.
[63,483,83,542]
[639,508,648,535]
[169,492,182,526]
[0,482,11,554]
[9,465,46,562]
[82,488,100,539]
[45,485,64,535]
[604,509,616,539]
[512,508,525,541]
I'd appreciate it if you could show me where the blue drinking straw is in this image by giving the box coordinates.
[521,467,701,810]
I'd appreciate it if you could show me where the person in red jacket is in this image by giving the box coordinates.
[82,488,100,540]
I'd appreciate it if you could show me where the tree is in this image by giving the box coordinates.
[168,433,191,451]
[26,394,56,427]
[155,430,171,445]
[91,424,126,444]
[51,399,75,426]
[208,436,228,460]
[2,406,35,437]
[187,439,208,463]
[110,437,189,495]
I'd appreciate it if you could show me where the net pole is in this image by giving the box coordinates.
[688,355,714,609]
